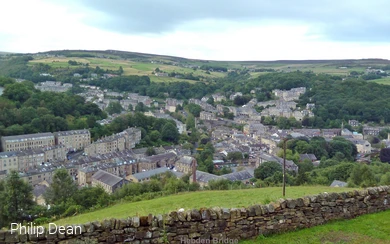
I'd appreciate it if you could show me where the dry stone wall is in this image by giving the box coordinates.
[2,186,390,244]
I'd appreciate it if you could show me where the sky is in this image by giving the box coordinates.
[1,0,390,61]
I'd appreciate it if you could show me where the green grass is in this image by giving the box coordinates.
[241,210,390,244]
[53,186,356,226]
[372,77,390,85]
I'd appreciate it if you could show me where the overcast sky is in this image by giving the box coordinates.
[1,0,390,60]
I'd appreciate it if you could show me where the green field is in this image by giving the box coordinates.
[372,77,390,85]
[53,186,356,226]
[28,51,390,85]
[241,210,390,244]
[29,57,225,82]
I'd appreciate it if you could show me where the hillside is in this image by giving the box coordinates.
[1,49,389,84]
[53,186,356,226]
[241,209,390,243]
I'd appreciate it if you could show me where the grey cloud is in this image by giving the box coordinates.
[69,0,390,42]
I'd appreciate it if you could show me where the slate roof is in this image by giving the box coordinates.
[299,154,317,161]
[131,167,170,180]
[194,170,221,183]
[33,184,48,197]
[2,132,54,141]
[92,170,124,187]
[176,156,194,165]
[222,170,253,181]
[330,180,347,187]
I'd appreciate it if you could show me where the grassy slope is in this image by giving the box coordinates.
[28,57,224,82]
[241,210,390,244]
[28,53,390,85]
[54,186,356,226]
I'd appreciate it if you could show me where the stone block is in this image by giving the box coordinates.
[102,219,112,230]
[200,208,211,220]
[211,207,222,219]
[222,208,230,219]
[5,231,19,243]
[286,199,297,209]
[185,210,192,221]
[133,217,140,228]
[191,209,202,221]
[271,201,281,210]
[296,198,304,207]
[169,211,178,222]
[140,216,149,226]
[302,196,311,207]
[266,204,275,213]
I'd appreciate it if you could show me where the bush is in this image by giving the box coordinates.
[63,205,83,217]
[33,217,50,225]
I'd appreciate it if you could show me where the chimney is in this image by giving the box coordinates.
[192,158,197,183]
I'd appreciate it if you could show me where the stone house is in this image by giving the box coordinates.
[174,156,194,174]
[54,129,91,152]
[257,153,298,172]
[1,132,55,152]
[91,170,128,194]
[200,111,217,121]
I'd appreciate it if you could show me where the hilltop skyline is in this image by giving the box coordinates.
[1,0,390,61]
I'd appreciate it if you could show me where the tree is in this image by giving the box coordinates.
[128,104,134,111]
[348,164,376,187]
[254,161,282,180]
[3,82,33,103]
[227,152,243,161]
[186,114,196,130]
[106,101,123,115]
[149,130,161,141]
[118,66,124,75]
[161,122,179,143]
[206,97,214,105]
[146,147,157,156]
[135,102,146,112]
[45,168,78,205]
[0,171,35,227]
[187,104,202,117]
[380,148,390,163]
[72,186,110,209]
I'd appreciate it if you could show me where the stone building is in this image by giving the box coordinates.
[127,167,171,183]
[121,127,142,149]
[0,151,18,171]
[1,132,55,152]
[84,134,126,157]
[199,111,217,121]
[91,170,128,194]
[174,156,194,174]
[78,161,136,186]
[165,98,183,113]
[54,129,91,152]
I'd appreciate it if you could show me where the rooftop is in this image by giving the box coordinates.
[92,170,124,187]
[131,167,171,180]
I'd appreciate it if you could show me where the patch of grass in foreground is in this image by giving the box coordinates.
[240,210,390,244]
[53,186,356,226]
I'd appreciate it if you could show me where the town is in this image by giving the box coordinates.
[0,73,386,208]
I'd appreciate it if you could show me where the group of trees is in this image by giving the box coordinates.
[0,78,106,137]
[91,112,181,146]
[300,79,390,125]
[253,159,390,189]
[279,136,358,162]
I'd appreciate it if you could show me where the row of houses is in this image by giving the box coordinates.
[34,81,73,93]
[1,129,91,152]
[84,127,141,157]
[0,145,67,172]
